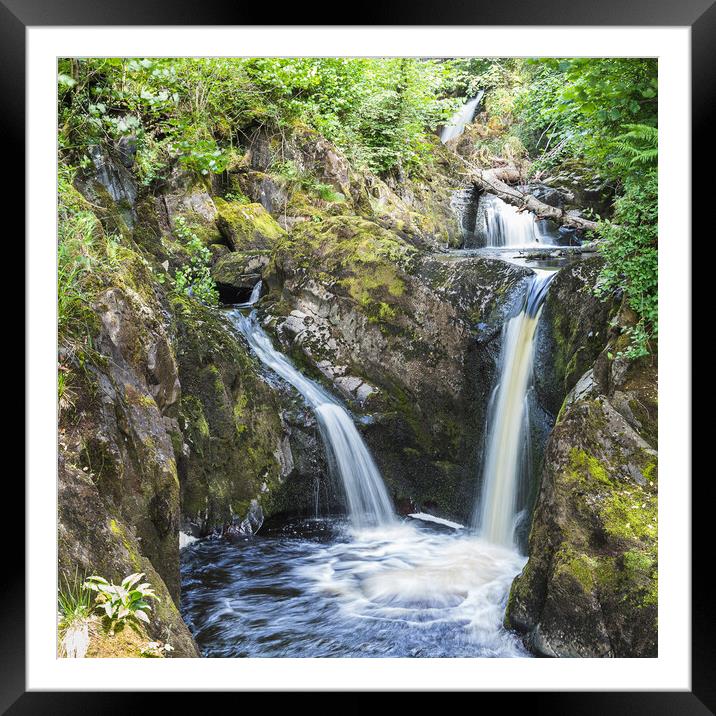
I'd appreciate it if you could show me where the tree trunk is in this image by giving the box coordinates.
[458,157,599,232]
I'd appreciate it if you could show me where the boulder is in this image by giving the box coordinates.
[215,198,286,251]
[262,214,532,521]
[505,319,658,657]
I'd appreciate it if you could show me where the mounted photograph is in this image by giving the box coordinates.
[56,56,658,660]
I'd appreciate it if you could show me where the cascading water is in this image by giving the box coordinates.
[480,193,557,248]
[181,283,531,657]
[440,91,484,144]
[227,303,394,528]
[243,279,263,307]
[474,269,557,548]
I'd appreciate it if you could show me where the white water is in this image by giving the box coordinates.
[182,518,530,657]
[481,193,557,248]
[475,269,557,548]
[296,522,528,657]
[440,92,484,144]
[228,305,394,528]
[235,279,263,308]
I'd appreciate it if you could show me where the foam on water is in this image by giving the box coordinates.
[181,520,529,657]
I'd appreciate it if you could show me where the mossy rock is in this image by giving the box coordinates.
[505,370,658,657]
[83,619,153,658]
[215,198,286,251]
[172,294,330,531]
[264,217,532,522]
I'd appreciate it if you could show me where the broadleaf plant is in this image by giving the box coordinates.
[83,573,160,635]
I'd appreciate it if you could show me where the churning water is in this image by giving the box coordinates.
[228,308,394,529]
[474,269,557,547]
[181,518,528,657]
[181,265,556,657]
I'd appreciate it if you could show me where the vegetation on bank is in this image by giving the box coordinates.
[58,571,172,658]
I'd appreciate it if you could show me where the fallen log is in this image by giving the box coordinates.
[457,157,599,232]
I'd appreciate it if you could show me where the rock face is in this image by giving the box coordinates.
[262,214,532,520]
[534,256,615,417]
[173,296,333,536]
[59,148,332,658]
[58,250,198,656]
[505,305,658,658]
[211,251,269,303]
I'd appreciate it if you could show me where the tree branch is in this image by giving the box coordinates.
[456,156,599,232]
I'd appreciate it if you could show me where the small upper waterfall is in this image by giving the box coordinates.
[440,91,484,144]
[246,280,263,306]
[480,193,557,248]
[228,304,394,528]
[234,279,263,308]
[474,269,557,548]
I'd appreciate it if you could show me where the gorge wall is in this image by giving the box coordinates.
[58,121,658,658]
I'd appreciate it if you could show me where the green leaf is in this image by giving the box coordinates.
[121,573,145,590]
[58,74,77,88]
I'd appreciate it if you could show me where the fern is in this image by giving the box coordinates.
[610,123,658,176]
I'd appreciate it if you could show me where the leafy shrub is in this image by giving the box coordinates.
[172,217,219,306]
[272,159,345,203]
[595,173,658,358]
[83,573,159,635]
[174,137,228,176]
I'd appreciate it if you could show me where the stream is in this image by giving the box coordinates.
[181,115,567,658]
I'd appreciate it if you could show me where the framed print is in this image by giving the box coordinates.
[9,0,708,710]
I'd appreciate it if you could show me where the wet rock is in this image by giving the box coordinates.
[506,306,658,658]
[174,298,333,534]
[263,215,531,521]
[505,372,658,657]
[75,146,138,234]
[117,135,138,168]
[534,256,615,418]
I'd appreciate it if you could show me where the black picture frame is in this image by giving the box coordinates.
[8,1,705,711]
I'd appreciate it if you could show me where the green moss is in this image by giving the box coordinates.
[180,395,210,440]
[215,198,286,251]
[233,393,249,435]
[567,448,612,486]
[601,488,657,543]
[107,517,142,570]
[555,547,598,591]
[643,460,657,481]
[124,386,157,409]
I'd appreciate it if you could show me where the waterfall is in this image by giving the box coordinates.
[228,303,394,528]
[480,193,557,248]
[440,91,484,144]
[234,279,263,308]
[474,269,557,548]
